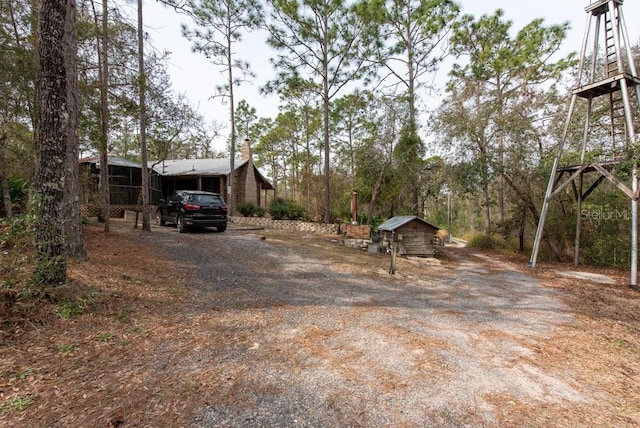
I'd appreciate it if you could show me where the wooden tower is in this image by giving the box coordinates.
[530,0,640,287]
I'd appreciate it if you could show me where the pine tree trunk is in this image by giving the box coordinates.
[0,134,13,217]
[63,0,84,259]
[497,129,505,232]
[366,168,385,224]
[95,0,110,231]
[482,183,491,235]
[33,0,78,285]
[137,0,150,231]
[322,93,331,223]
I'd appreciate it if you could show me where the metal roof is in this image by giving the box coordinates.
[79,155,142,169]
[377,215,440,231]
[80,156,274,189]
[151,158,248,176]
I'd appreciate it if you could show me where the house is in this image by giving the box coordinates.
[79,155,163,217]
[152,141,274,209]
[377,215,440,257]
[79,141,274,217]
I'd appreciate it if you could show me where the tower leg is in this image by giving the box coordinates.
[530,95,578,267]
[631,165,638,289]
[575,174,583,266]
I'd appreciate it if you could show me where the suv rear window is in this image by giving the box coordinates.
[190,194,223,204]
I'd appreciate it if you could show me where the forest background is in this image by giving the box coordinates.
[2,0,640,288]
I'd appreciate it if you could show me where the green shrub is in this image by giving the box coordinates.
[268,198,307,220]
[0,214,35,249]
[467,233,502,250]
[238,201,266,217]
[9,178,28,206]
[1,214,37,289]
[582,234,629,268]
[0,178,28,215]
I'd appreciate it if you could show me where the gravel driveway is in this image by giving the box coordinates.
[142,221,583,426]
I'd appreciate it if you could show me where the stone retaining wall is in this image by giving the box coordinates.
[230,216,339,235]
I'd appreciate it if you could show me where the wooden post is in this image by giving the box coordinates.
[351,190,358,224]
[389,232,396,274]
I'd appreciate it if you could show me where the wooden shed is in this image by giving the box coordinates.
[377,215,440,257]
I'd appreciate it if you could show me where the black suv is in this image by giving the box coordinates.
[156,190,228,233]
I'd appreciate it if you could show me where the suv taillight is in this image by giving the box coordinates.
[221,205,228,212]
[183,203,200,211]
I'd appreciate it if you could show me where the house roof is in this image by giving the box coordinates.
[80,156,247,175]
[80,155,274,189]
[151,158,275,190]
[150,158,247,176]
[377,215,440,231]
[79,155,142,169]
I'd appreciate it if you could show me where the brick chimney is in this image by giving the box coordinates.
[241,139,252,161]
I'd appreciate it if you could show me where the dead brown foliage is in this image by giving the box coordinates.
[1,223,196,425]
[0,224,639,426]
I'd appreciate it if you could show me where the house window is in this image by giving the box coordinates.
[202,177,221,193]
[109,166,131,186]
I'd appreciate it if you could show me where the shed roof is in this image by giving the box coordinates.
[377,215,440,232]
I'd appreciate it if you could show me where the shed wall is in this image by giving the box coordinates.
[381,219,438,257]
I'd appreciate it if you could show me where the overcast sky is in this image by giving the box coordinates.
[117,0,640,152]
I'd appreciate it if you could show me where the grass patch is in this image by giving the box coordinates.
[0,395,33,414]
[97,332,115,342]
[58,300,85,319]
[12,369,34,381]
[115,308,130,322]
[58,343,77,355]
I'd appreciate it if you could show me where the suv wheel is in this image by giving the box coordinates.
[156,211,165,226]
[177,215,188,233]
[217,225,227,232]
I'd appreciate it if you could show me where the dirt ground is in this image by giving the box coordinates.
[1,219,640,426]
